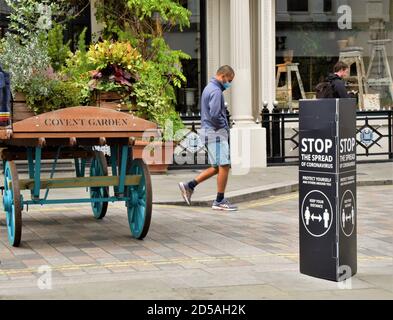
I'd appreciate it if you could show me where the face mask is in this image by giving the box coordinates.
[223,82,232,90]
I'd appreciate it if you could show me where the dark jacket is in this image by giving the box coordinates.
[200,78,229,140]
[326,73,350,98]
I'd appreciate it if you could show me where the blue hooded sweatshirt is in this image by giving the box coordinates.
[200,78,229,141]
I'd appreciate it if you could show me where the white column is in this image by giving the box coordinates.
[250,0,260,118]
[206,0,231,105]
[230,0,254,124]
[229,0,266,173]
[260,0,276,111]
[206,0,220,79]
[90,0,104,42]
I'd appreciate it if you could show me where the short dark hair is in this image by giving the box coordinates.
[217,65,235,77]
[334,61,349,73]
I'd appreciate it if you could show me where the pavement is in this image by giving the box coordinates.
[0,162,391,300]
[152,162,393,206]
[0,185,391,300]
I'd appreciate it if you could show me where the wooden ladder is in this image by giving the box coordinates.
[366,39,393,102]
[339,48,368,110]
[276,62,306,110]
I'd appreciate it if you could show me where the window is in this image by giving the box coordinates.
[287,0,308,12]
[324,0,332,12]
[277,1,393,110]
[164,0,207,114]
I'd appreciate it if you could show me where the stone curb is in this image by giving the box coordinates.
[153,179,392,207]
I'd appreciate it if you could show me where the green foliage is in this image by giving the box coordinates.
[149,37,189,88]
[94,0,191,63]
[126,0,191,30]
[0,35,51,92]
[63,28,92,78]
[87,40,144,75]
[1,0,189,136]
[94,0,190,140]
[47,23,71,71]
[24,74,82,114]
[62,28,96,104]
[5,0,72,43]
[88,41,146,101]
[132,61,184,140]
[77,26,88,55]
[1,1,92,113]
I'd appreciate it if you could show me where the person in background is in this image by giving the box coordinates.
[326,61,351,98]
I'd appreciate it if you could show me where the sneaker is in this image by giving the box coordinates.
[178,182,194,206]
[212,199,238,211]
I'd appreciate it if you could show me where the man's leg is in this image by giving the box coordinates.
[179,138,220,205]
[211,141,237,211]
[195,166,219,184]
[178,167,218,205]
[217,165,230,191]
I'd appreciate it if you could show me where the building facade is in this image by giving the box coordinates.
[94,0,393,164]
[1,1,392,168]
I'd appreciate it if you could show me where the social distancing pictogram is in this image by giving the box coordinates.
[340,190,356,237]
[301,190,333,237]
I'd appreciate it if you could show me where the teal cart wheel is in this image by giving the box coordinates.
[2,161,22,247]
[90,151,109,219]
[126,158,152,240]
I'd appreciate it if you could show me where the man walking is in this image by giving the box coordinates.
[178,65,238,211]
[326,61,350,98]
[316,61,351,99]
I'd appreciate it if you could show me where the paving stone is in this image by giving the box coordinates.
[0,185,391,299]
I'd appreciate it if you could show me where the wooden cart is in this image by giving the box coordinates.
[0,106,158,247]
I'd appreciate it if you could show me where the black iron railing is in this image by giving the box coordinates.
[356,110,393,159]
[171,105,392,169]
[169,113,209,170]
[261,104,393,165]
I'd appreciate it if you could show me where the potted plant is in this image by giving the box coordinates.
[85,40,143,111]
[133,140,176,174]
[0,1,87,121]
[93,0,191,173]
[0,35,47,120]
[130,64,184,173]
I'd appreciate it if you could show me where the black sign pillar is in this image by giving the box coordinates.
[299,99,357,282]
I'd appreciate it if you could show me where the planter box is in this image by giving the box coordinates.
[96,91,140,113]
[12,93,35,123]
[98,91,123,102]
[100,101,131,112]
[133,140,175,174]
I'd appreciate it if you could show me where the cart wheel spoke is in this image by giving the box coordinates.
[134,206,145,233]
[138,198,146,208]
[89,152,109,220]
